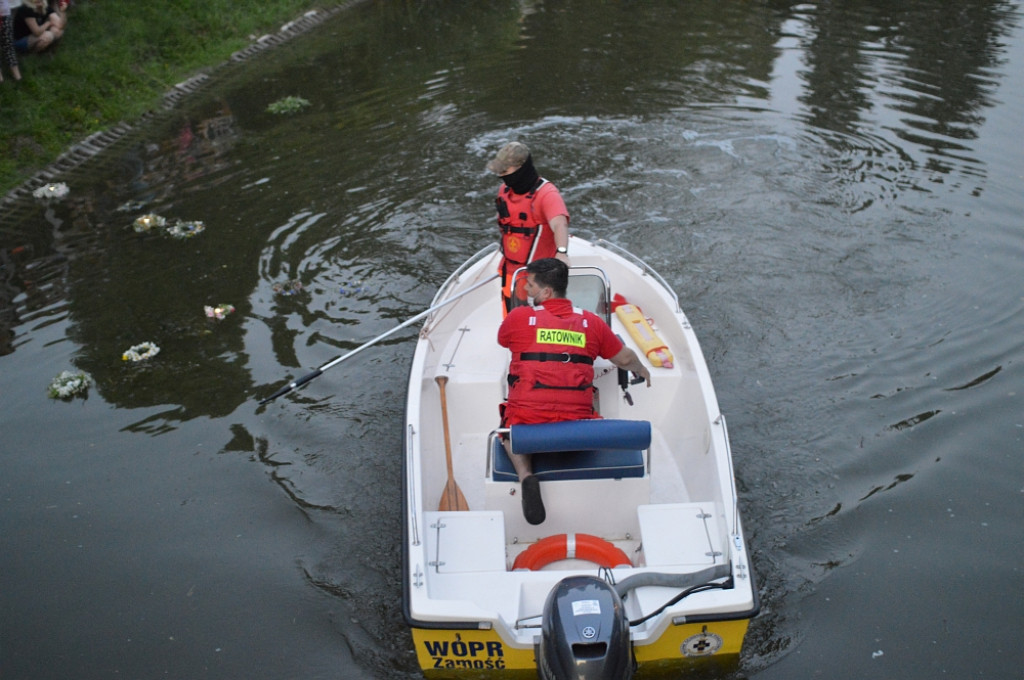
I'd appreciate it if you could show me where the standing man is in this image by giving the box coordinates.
[498,258,651,524]
[486,142,570,314]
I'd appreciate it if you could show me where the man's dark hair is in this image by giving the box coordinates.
[526,258,568,297]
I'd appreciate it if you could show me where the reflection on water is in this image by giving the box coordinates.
[784,1,1013,210]
[1,1,1022,679]
[3,1,1015,389]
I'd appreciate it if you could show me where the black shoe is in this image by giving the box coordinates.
[521,475,545,525]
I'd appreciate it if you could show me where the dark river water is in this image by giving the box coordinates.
[2,2,1022,679]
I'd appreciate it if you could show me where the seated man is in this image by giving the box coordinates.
[498,258,651,525]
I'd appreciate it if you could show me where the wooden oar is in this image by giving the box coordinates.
[435,376,469,511]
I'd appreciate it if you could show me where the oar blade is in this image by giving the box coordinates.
[439,478,469,512]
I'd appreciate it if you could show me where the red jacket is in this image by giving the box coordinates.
[495,180,568,305]
[498,298,623,424]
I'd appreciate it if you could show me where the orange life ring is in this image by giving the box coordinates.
[512,533,632,571]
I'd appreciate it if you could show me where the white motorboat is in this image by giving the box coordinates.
[402,236,758,679]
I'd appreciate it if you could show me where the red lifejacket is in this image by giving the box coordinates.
[496,179,558,271]
[506,303,599,420]
[496,179,564,312]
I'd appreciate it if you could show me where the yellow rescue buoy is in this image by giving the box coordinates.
[614,302,674,368]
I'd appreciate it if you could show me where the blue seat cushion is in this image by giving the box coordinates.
[492,439,647,482]
[509,419,651,454]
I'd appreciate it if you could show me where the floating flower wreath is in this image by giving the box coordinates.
[339,279,366,296]
[122,341,160,362]
[272,279,304,295]
[48,370,91,399]
[131,214,206,239]
[33,182,70,201]
[167,220,205,239]
[266,95,310,115]
[204,303,235,320]
[133,214,167,233]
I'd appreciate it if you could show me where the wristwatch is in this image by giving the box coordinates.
[556,246,568,254]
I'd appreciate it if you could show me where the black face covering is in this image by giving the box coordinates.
[501,155,540,194]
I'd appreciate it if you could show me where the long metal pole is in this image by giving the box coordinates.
[259,273,498,404]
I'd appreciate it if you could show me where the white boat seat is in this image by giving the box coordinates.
[566,269,612,323]
[490,419,650,482]
[509,266,612,323]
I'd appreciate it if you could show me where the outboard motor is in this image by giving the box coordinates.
[538,576,635,680]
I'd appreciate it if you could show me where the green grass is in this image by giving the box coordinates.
[0,0,353,195]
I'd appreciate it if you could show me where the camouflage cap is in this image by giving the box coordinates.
[486,141,531,174]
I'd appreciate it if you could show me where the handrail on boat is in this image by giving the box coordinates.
[430,243,499,309]
[406,423,420,547]
[716,413,739,545]
[596,239,681,313]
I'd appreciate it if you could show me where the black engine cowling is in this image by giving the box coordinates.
[538,576,635,680]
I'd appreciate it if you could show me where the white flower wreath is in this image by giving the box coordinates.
[133,214,167,233]
[167,220,206,239]
[33,182,70,201]
[48,370,91,399]
[122,341,161,362]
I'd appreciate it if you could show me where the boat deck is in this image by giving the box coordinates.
[417,277,722,564]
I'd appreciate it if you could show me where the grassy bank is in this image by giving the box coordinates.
[0,0,352,196]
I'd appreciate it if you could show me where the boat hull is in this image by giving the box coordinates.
[403,238,758,678]
[411,617,751,678]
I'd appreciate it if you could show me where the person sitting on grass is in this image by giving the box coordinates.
[13,0,65,55]
[497,258,651,525]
